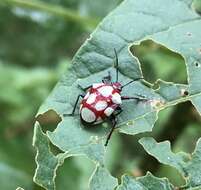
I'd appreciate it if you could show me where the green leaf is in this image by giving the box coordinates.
[117,173,174,190]
[47,117,106,164]
[33,122,71,190]
[89,165,118,190]
[37,0,201,160]
[147,18,201,115]
[33,122,59,190]
[33,0,201,189]
[117,175,145,190]
[139,137,201,189]
[139,137,188,174]
[185,138,201,187]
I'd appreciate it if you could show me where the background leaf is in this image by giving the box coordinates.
[139,137,188,175]
[0,163,32,190]
[140,137,201,189]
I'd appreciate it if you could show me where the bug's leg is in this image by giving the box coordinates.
[114,48,119,82]
[105,114,117,146]
[114,106,122,116]
[122,95,148,102]
[64,94,84,116]
[83,85,92,91]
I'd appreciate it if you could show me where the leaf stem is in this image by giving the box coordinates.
[1,0,100,28]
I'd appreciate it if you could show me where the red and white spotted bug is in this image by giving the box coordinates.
[80,82,122,125]
[67,49,146,146]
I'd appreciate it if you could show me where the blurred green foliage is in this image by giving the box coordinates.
[0,0,201,190]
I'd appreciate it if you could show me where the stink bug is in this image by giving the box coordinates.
[67,49,146,146]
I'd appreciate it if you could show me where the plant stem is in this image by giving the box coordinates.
[1,0,100,28]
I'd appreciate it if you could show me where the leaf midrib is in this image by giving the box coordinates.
[118,91,201,128]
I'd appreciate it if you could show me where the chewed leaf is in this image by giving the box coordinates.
[118,80,189,134]
[33,123,59,190]
[36,0,201,153]
[116,175,145,190]
[155,80,189,102]
[89,165,118,190]
[117,173,174,190]
[149,19,201,115]
[185,138,201,187]
[47,117,106,164]
[33,122,71,190]
[33,0,201,189]
[139,137,187,175]
[139,137,201,188]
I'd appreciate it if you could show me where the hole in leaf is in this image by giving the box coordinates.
[36,109,61,132]
[118,101,201,187]
[55,156,94,190]
[131,39,187,84]
[144,101,201,186]
[36,110,64,155]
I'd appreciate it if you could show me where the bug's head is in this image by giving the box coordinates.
[112,82,122,92]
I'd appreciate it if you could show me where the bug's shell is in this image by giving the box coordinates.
[80,83,122,124]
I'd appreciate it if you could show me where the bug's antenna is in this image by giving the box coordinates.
[114,48,119,82]
[122,77,144,89]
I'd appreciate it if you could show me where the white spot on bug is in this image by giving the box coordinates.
[93,83,104,89]
[112,93,122,104]
[104,107,114,116]
[95,101,108,111]
[84,92,90,99]
[98,86,113,97]
[81,108,96,123]
[86,93,96,104]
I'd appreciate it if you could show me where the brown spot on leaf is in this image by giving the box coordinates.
[195,62,201,67]
[186,32,192,36]
[180,89,189,97]
[150,99,165,108]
